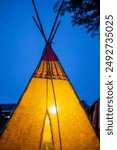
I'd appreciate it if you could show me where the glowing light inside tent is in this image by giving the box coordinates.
[49,106,57,114]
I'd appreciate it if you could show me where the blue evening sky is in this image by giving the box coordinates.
[0,0,100,106]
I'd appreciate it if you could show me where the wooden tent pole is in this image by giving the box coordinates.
[50,21,61,42]
[48,0,64,42]
[32,0,47,43]
[32,16,44,36]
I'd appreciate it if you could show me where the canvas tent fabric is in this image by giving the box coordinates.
[0,43,99,150]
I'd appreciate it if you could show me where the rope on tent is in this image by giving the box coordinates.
[38,55,49,149]
[45,54,55,150]
[39,59,56,150]
[46,48,63,150]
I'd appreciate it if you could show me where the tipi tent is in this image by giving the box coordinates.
[0,0,100,150]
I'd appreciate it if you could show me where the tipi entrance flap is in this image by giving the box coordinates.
[41,114,54,150]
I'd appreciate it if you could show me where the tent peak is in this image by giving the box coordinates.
[32,0,64,43]
[43,44,58,61]
[33,44,67,80]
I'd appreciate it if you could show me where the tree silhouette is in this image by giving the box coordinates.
[54,0,100,36]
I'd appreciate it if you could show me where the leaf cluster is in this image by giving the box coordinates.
[54,0,100,36]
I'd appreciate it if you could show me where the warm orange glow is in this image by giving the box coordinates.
[0,78,100,150]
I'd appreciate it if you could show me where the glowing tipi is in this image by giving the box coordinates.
[0,0,100,150]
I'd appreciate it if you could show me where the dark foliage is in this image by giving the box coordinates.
[54,0,100,36]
